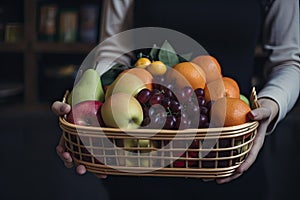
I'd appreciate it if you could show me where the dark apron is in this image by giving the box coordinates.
[133,0,261,95]
[103,1,268,200]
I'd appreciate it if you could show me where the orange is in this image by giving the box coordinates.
[210,97,251,127]
[135,57,151,68]
[147,61,167,76]
[121,68,153,91]
[192,55,222,83]
[204,76,240,102]
[170,61,206,90]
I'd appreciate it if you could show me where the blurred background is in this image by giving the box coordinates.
[0,0,299,200]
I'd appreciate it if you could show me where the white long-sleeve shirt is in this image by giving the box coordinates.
[96,0,300,133]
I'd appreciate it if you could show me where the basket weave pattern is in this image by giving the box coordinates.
[59,116,258,178]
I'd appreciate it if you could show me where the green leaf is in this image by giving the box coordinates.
[100,63,131,86]
[149,44,159,61]
[178,52,193,62]
[158,40,180,67]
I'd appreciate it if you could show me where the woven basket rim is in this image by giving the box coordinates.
[60,115,258,135]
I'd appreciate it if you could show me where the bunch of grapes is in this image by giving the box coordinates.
[136,75,211,130]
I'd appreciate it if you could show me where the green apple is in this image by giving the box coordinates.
[68,69,104,106]
[101,92,144,129]
[240,94,250,106]
[105,72,146,100]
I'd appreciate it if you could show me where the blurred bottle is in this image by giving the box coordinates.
[38,4,58,41]
[79,4,99,43]
[59,9,78,42]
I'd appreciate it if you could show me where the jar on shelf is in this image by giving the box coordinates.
[5,23,24,43]
[38,4,58,41]
[79,4,99,43]
[59,9,78,43]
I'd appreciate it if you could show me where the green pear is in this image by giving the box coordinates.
[240,94,250,106]
[67,69,104,106]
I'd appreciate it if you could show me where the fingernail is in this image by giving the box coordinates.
[248,111,257,119]
[56,146,62,153]
[60,104,68,113]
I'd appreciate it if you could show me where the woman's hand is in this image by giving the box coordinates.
[216,98,279,184]
[51,101,107,179]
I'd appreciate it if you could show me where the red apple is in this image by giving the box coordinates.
[67,100,105,127]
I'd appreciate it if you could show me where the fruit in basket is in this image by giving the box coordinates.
[210,97,251,127]
[67,69,104,106]
[105,71,147,100]
[66,100,104,127]
[101,92,144,129]
[204,76,240,102]
[240,94,250,106]
[135,57,152,68]
[147,61,167,76]
[167,62,206,90]
[120,68,153,91]
[192,55,222,83]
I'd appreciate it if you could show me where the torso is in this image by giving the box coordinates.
[134,0,262,94]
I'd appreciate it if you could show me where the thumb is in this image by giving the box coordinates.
[248,107,271,121]
[52,101,71,116]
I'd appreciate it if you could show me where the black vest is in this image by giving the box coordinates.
[134,0,263,95]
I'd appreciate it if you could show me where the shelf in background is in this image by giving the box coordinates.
[32,42,97,54]
[0,42,27,52]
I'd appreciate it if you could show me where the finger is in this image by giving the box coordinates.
[76,165,87,175]
[236,122,268,173]
[248,107,271,121]
[216,171,243,184]
[95,174,108,179]
[62,152,74,168]
[51,101,71,116]
[56,136,68,161]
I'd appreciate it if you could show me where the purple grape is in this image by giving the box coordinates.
[137,88,152,104]
[200,106,209,115]
[198,114,208,128]
[142,116,151,126]
[183,86,194,98]
[197,96,206,107]
[142,106,150,118]
[149,93,163,105]
[164,88,174,98]
[148,104,165,117]
[194,88,205,98]
[163,115,176,130]
[170,100,182,113]
[161,97,171,109]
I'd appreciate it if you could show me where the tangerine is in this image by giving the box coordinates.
[192,55,222,83]
[210,97,251,127]
[170,62,206,90]
[121,68,153,91]
[204,76,240,102]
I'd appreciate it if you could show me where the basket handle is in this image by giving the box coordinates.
[62,90,70,104]
[250,87,260,109]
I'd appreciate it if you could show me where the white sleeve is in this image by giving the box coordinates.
[258,0,300,133]
[95,0,135,74]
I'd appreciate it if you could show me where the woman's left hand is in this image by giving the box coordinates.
[216,98,279,184]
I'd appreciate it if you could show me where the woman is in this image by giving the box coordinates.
[52,0,300,199]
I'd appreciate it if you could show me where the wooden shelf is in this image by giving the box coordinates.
[0,42,27,52]
[33,42,97,54]
[0,0,102,105]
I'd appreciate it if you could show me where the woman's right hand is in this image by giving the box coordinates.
[51,101,107,178]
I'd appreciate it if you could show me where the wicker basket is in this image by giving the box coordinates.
[59,93,259,178]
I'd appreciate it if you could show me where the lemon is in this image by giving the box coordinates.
[147,61,167,76]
